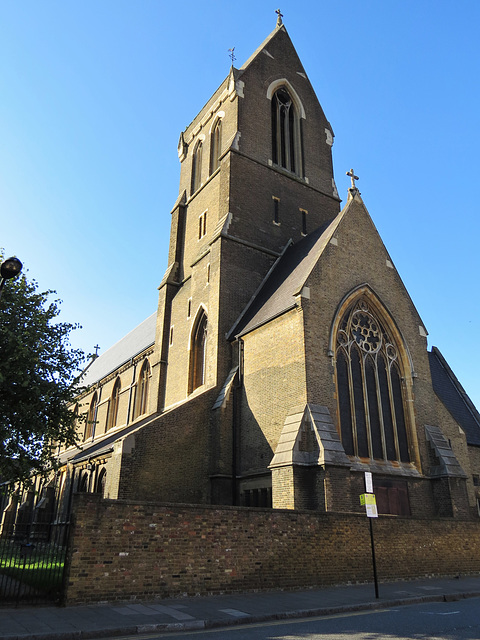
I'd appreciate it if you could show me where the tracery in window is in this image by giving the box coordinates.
[335,297,410,463]
[189,309,207,393]
[84,392,97,441]
[106,378,121,431]
[210,118,222,173]
[133,359,150,419]
[271,87,302,175]
[191,140,203,194]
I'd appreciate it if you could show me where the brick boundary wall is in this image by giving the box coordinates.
[64,493,480,605]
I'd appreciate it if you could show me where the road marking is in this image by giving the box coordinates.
[219,608,250,617]
[423,611,461,616]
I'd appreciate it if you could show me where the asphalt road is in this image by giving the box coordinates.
[129,596,480,640]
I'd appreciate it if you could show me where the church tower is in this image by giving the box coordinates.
[149,18,342,502]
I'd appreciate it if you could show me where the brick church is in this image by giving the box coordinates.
[16,16,480,523]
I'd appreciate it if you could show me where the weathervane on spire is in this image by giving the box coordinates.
[275,8,283,26]
[346,168,360,192]
[228,47,236,64]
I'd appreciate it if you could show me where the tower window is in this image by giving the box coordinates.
[271,87,302,175]
[198,211,207,239]
[272,196,280,225]
[300,208,308,235]
[187,298,192,318]
[335,297,410,464]
[169,325,174,346]
[189,310,208,393]
[191,141,203,194]
[210,118,222,174]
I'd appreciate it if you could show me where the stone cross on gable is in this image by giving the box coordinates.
[346,168,359,190]
[276,8,283,26]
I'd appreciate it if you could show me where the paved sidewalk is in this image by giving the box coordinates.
[1,575,480,640]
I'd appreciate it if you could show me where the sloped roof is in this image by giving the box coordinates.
[429,346,480,446]
[238,24,284,72]
[80,313,156,388]
[230,207,346,339]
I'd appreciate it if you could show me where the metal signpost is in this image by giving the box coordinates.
[360,471,379,599]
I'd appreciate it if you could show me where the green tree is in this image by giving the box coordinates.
[0,255,86,490]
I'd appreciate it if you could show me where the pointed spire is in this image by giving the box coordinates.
[275,8,283,27]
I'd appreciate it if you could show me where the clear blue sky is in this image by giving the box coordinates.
[1,1,479,409]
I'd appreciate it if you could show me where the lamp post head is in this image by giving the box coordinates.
[0,257,23,280]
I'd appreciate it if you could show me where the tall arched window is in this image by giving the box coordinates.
[134,359,150,419]
[84,392,97,441]
[106,377,121,431]
[191,140,203,194]
[78,472,89,493]
[335,297,410,463]
[210,118,222,174]
[189,310,208,393]
[271,87,301,175]
[95,468,107,495]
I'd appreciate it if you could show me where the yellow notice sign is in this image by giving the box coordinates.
[360,493,378,518]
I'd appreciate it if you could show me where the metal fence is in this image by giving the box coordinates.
[0,520,70,606]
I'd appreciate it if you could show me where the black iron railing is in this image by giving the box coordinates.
[0,521,70,606]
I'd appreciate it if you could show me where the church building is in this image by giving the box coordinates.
[6,15,480,527]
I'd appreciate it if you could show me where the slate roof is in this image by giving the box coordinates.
[80,313,156,388]
[229,208,346,339]
[429,346,480,446]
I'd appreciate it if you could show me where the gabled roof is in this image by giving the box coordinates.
[238,23,286,73]
[80,313,156,388]
[229,205,347,339]
[429,346,480,446]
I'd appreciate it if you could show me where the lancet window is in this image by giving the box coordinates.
[335,298,410,463]
[191,140,203,194]
[95,468,107,495]
[210,118,222,173]
[133,359,150,419]
[84,392,97,441]
[271,87,301,175]
[106,377,121,431]
[189,310,208,393]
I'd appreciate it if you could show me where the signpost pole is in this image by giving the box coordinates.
[362,471,379,599]
[369,517,379,599]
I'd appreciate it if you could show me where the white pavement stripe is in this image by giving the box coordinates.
[148,604,196,620]
[219,608,251,618]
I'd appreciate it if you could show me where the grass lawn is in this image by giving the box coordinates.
[0,543,66,593]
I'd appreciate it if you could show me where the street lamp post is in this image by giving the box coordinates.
[0,257,23,302]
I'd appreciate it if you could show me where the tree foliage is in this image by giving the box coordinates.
[0,256,87,490]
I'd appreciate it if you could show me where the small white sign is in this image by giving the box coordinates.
[365,471,373,494]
